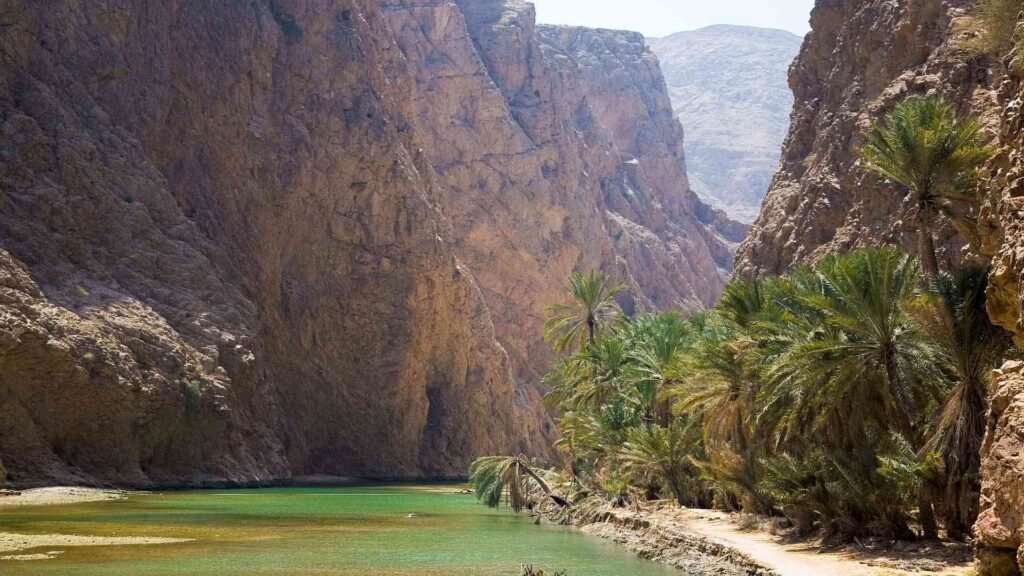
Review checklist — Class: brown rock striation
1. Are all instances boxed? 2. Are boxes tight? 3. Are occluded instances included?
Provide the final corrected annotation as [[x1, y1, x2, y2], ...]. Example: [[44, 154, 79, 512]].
[[735, 0, 999, 278], [380, 0, 737, 404], [0, 0, 731, 485]]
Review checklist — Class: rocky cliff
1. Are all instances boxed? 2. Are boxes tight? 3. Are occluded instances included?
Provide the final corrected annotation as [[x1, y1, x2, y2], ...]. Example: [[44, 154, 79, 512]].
[[729, 0, 1023, 572], [735, 0, 999, 277], [975, 19, 1024, 574], [0, 0, 732, 486], [650, 26, 802, 223]]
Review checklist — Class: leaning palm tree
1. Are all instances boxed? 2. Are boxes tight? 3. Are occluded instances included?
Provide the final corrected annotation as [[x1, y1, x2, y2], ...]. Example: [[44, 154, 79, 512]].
[[759, 248, 948, 538], [469, 456, 568, 513], [913, 266, 1014, 538], [544, 270, 626, 353], [860, 96, 993, 281]]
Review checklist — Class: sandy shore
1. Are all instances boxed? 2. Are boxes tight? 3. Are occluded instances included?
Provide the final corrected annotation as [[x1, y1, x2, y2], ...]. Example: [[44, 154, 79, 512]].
[[0, 487, 191, 562], [0, 486, 128, 507], [575, 504, 973, 576], [0, 533, 192, 560]]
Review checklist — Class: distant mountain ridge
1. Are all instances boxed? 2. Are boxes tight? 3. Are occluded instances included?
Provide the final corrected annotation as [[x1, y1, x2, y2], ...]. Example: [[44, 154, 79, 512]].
[[650, 25, 802, 223]]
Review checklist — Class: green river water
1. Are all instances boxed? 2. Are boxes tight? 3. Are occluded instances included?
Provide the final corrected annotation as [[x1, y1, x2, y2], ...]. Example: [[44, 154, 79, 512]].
[[0, 485, 683, 575]]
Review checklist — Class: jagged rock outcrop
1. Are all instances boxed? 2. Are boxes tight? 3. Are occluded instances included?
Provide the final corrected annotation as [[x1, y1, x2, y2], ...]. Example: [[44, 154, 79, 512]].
[[735, 0, 999, 278], [0, 0, 731, 485], [650, 25, 802, 223], [975, 22, 1024, 575]]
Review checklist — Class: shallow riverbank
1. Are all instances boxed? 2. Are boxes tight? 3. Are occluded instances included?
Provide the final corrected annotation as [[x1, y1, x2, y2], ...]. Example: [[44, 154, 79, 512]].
[[0, 487, 128, 507]]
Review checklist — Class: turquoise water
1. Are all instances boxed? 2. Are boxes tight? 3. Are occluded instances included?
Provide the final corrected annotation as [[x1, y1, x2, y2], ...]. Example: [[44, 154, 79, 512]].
[[0, 485, 682, 575]]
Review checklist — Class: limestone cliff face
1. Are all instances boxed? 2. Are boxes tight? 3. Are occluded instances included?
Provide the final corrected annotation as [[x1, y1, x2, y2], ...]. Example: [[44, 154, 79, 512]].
[[735, 0, 998, 278], [380, 1, 737, 400], [0, 0, 729, 485]]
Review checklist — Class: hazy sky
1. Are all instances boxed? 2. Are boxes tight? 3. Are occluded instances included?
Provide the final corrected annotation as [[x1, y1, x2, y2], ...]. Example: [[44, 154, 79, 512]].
[[529, 0, 815, 37]]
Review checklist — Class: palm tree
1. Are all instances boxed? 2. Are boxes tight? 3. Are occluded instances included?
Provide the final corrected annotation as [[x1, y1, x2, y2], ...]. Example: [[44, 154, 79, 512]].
[[544, 270, 626, 353], [623, 313, 690, 425], [469, 455, 568, 512], [619, 423, 700, 506], [913, 266, 1014, 539], [860, 96, 992, 281], [759, 248, 947, 538]]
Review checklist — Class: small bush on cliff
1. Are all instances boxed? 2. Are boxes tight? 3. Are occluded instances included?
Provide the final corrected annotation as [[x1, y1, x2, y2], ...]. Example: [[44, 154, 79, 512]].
[[964, 0, 1024, 59]]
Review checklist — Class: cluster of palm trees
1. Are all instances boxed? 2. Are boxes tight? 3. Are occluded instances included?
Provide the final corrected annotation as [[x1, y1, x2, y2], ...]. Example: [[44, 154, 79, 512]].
[[469, 96, 1013, 542]]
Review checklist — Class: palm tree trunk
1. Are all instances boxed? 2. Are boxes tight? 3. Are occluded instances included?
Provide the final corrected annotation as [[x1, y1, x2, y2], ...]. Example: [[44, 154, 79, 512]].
[[917, 205, 941, 283], [587, 316, 595, 344], [519, 460, 568, 508], [883, 345, 938, 539], [918, 489, 939, 540]]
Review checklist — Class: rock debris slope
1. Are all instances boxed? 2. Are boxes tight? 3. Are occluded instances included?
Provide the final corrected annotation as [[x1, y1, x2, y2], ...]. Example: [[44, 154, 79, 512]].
[[650, 25, 802, 223], [0, 0, 735, 485]]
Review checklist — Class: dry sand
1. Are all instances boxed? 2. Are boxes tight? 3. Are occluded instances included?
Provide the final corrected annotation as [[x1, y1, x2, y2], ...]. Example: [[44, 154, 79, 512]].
[[670, 508, 972, 576], [0, 487, 190, 561], [0, 486, 128, 507]]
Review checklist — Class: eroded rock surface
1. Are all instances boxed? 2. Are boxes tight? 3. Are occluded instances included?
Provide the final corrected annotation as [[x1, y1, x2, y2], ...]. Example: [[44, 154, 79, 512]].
[[0, 0, 731, 485], [976, 21, 1024, 574], [650, 25, 802, 223], [735, 0, 998, 278]]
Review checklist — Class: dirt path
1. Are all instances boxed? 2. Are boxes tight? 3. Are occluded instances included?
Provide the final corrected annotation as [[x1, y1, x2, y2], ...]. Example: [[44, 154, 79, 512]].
[[674, 509, 972, 576], [0, 487, 128, 507]]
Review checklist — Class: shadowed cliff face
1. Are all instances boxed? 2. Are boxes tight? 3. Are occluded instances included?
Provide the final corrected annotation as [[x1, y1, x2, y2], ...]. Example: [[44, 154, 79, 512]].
[[0, 0, 731, 485], [735, 0, 998, 278], [0, 0, 525, 485]]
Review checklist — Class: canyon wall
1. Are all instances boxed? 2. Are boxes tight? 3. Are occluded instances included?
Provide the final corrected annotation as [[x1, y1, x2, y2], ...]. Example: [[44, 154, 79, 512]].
[[975, 19, 1024, 574], [735, 0, 998, 278], [732, 0, 1023, 571], [0, 0, 731, 486]]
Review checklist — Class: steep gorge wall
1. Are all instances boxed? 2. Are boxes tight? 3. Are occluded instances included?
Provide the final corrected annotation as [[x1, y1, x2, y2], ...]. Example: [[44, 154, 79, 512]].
[[380, 0, 737, 394], [0, 0, 730, 485], [736, 0, 998, 277], [0, 0, 529, 485], [975, 20, 1024, 574]]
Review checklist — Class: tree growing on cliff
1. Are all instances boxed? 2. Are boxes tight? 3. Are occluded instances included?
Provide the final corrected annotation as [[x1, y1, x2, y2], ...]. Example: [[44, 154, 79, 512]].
[[912, 266, 1014, 538], [544, 270, 625, 353], [860, 96, 993, 281]]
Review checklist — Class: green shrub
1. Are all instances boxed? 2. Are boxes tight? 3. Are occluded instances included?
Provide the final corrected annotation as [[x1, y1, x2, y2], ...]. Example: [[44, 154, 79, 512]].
[[964, 0, 1024, 58]]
